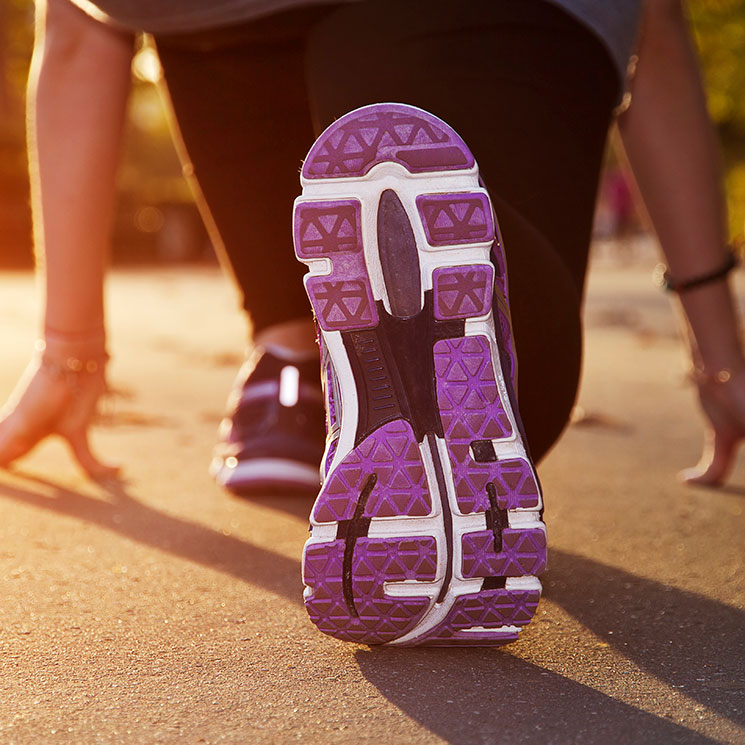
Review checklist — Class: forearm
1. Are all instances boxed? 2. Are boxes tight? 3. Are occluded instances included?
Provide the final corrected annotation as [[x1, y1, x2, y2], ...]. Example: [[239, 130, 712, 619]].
[[27, 0, 134, 346], [618, 0, 741, 373]]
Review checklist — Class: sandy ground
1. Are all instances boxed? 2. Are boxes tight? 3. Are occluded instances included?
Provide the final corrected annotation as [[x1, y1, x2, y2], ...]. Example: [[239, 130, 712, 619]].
[[0, 246, 743, 745]]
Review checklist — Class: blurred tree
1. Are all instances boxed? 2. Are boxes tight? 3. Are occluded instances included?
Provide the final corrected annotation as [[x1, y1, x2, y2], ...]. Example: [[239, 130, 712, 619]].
[[688, 0, 745, 237], [689, 0, 745, 137], [0, 0, 33, 265], [0, 0, 33, 137]]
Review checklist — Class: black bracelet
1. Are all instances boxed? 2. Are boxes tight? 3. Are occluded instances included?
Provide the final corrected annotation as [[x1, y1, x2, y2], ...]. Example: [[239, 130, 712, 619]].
[[661, 251, 738, 293]]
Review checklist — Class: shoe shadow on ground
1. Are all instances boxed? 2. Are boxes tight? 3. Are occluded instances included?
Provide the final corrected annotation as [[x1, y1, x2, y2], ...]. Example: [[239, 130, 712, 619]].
[[355, 649, 722, 745], [546, 549, 745, 727], [357, 549, 744, 745], [0, 472, 304, 606], [2, 475, 741, 743]]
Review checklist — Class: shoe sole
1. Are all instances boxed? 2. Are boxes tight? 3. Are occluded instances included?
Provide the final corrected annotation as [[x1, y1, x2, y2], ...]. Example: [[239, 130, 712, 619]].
[[293, 103, 545, 646]]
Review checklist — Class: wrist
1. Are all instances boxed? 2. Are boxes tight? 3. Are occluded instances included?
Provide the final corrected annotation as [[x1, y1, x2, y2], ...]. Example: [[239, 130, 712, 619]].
[[37, 326, 108, 376], [655, 249, 738, 294]]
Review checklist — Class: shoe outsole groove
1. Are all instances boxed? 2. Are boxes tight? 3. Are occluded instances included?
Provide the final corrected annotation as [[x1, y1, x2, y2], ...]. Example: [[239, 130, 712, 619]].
[[295, 103, 545, 646]]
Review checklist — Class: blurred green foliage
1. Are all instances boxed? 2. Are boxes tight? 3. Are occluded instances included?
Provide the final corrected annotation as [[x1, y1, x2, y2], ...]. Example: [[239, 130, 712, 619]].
[[690, 0, 745, 136], [689, 0, 745, 237]]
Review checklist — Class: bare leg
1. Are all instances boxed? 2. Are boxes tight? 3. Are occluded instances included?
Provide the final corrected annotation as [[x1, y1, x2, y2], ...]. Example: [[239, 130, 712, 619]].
[[0, 0, 133, 477]]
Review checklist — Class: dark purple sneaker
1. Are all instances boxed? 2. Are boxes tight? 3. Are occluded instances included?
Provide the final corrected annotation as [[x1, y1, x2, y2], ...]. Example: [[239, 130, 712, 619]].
[[293, 103, 545, 646], [211, 347, 325, 495]]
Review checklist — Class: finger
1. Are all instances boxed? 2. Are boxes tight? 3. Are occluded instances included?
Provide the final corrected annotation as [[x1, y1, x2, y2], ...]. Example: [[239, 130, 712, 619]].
[[680, 426, 740, 487], [0, 365, 70, 468], [64, 427, 120, 480], [0, 412, 42, 467]]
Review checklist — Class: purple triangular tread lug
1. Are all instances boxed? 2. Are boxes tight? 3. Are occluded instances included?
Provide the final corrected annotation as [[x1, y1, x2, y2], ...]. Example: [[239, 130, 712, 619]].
[[461, 528, 547, 578], [304, 537, 436, 644], [312, 420, 431, 523], [417, 193, 494, 247], [432, 264, 494, 320], [434, 335, 512, 446], [302, 105, 475, 179], [295, 199, 378, 332], [432, 335, 542, 515], [452, 457, 540, 515], [397, 588, 541, 646]]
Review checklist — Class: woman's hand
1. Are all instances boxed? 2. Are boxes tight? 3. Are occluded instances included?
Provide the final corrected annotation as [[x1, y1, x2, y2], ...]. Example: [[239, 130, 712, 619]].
[[680, 368, 745, 487], [0, 358, 119, 479]]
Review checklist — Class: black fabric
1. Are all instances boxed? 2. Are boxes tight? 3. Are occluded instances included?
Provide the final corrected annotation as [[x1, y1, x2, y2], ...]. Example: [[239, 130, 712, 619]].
[[155, 0, 618, 460], [156, 6, 336, 333]]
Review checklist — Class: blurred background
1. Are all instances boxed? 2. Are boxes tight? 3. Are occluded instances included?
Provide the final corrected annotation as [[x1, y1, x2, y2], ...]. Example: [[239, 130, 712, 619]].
[[0, 0, 744, 267], [0, 0, 210, 267]]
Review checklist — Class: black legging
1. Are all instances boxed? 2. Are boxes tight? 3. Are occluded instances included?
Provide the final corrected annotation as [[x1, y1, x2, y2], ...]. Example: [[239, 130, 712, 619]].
[[155, 0, 619, 461]]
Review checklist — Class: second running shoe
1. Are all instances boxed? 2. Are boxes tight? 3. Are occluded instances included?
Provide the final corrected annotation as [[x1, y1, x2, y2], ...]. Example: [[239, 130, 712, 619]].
[[293, 103, 545, 646], [210, 347, 325, 495]]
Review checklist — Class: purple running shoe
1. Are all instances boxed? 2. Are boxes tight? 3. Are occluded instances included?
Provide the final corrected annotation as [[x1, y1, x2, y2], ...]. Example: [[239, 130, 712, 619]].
[[211, 347, 325, 495], [293, 103, 545, 646]]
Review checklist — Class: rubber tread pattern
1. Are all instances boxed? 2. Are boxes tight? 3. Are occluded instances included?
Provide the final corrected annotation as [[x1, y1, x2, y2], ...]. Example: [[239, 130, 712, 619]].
[[433, 264, 494, 320], [312, 420, 432, 523], [302, 105, 475, 180], [401, 588, 541, 646], [295, 199, 377, 331], [433, 335, 512, 442], [303, 536, 436, 644], [450, 456, 541, 515], [461, 528, 547, 578], [417, 192, 494, 247]]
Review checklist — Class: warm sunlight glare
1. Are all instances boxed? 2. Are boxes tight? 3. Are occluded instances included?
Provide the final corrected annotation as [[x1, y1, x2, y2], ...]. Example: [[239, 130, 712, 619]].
[[132, 45, 162, 85]]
